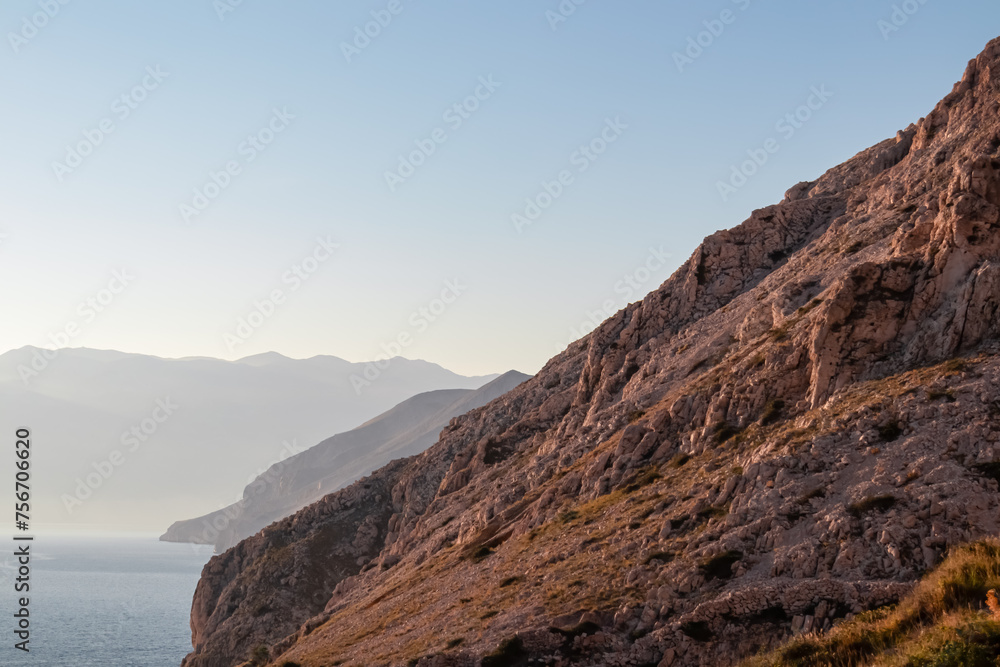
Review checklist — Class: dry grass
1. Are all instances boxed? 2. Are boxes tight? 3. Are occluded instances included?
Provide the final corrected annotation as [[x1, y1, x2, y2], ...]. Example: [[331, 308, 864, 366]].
[[741, 540, 1000, 667]]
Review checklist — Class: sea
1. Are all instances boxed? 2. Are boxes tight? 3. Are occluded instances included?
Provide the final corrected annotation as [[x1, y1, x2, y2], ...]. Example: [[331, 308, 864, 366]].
[[0, 533, 215, 666]]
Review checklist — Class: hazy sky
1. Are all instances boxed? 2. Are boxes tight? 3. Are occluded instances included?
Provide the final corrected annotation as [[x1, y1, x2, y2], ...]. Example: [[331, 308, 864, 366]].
[[1, 1, 996, 376]]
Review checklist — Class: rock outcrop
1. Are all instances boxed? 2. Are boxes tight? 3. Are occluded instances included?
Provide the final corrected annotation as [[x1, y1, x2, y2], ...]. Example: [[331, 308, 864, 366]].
[[183, 37, 1000, 667]]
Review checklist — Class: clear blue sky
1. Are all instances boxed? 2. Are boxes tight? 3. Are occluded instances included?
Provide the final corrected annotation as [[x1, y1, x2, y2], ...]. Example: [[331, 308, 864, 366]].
[[1, 0, 996, 376]]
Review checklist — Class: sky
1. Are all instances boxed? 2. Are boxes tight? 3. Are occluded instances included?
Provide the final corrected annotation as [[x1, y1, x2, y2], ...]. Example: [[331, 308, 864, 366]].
[[0, 0, 997, 376]]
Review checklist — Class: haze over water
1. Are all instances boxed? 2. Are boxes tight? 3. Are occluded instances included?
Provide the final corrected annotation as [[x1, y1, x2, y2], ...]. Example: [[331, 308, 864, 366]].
[[4, 534, 213, 667]]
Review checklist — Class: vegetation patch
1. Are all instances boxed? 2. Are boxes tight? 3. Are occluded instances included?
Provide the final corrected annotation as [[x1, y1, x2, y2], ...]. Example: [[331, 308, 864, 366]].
[[481, 636, 527, 667], [669, 453, 691, 469], [769, 324, 792, 341], [623, 466, 662, 493], [739, 540, 1000, 667], [798, 487, 826, 503], [877, 420, 905, 442], [696, 505, 729, 521], [761, 399, 786, 426], [797, 298, 824, 315], [469, 546, 495, 563], [681, 621, 714, 642], [713, 421, 743, 444], [644, 551, 674, 565], [557, 510, 580, 524], [551, 620, 602, 639], [848, 495, 897, 518], [942, 358, 969, 375], [627, 410, 647, 423], [249, 645, 269, 667], [843, 240, 869, 255], [972, 462, 1000, 484], [687, 358, 711, 376], [927, 388, 957, 402], [699, 550, 743, 581], [747, 606, 789, 625]]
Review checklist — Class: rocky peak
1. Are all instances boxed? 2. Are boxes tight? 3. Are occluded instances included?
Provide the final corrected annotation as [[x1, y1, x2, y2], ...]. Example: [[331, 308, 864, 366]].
[[182, 37, 1000, 667]]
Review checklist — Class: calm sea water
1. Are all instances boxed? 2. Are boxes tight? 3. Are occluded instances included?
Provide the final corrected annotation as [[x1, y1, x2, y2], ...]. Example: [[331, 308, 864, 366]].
[[0, 534, 214, 666]]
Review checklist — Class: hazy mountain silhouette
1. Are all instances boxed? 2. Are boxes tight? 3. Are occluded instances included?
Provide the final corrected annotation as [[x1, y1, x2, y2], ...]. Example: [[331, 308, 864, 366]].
[[0, 346, 498, 530], [161, 370, 531, 550]]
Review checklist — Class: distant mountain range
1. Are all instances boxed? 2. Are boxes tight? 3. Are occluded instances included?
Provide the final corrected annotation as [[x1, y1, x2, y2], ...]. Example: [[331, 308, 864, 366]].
[[0, 346, 499, 530], [161, 370, 531, 550]]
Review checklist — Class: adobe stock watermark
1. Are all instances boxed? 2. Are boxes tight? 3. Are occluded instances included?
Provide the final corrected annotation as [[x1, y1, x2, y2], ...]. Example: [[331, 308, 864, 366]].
[[384, 75, 502, 192], [191, 438, 304, 547], [341, 0, 413, 64], [673, 0, 752, 73], [99, 596, 141, 646], [18, 269, 136, 385], [51, 66, 169, 182], [555, 246, 672, 352], [511, 116, 627, 234], [716, 85, 833, 202], [179, 107, 295, 223], [60, 397, 180, 514], [350, 279, 467, 395], [546, 0, 589, 31], [7, 0, 72, 55], [213, 0, 249, 21], [877, 0, 930, 40], [224, 236, 339, 352]]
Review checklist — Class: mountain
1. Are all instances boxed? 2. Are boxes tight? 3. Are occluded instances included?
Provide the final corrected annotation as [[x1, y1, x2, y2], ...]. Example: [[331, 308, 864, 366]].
[[0, 347, 498, 530], [181, 38, 1000, 667], [160, 371, 531, 550]]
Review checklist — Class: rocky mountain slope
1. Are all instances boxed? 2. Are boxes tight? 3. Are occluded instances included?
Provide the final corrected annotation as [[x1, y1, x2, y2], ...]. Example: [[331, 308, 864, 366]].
[[182, 37, 1000, 667], [161, 371, 530, 551]]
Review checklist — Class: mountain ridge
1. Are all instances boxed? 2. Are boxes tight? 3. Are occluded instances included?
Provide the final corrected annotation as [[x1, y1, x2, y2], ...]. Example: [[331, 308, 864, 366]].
[[182, 36, 1000, 667], [161, 370, 531, 550], [0, 346, 500, 530]]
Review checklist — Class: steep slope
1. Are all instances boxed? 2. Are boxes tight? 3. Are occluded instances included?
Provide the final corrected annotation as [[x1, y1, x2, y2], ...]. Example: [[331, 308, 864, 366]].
[[182, 37, 1000, 667], [161, 371, 530, 550]]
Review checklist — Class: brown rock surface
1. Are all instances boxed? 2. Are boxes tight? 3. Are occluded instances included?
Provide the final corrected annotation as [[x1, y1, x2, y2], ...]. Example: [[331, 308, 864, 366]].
[[183, 37, 1000, 667]]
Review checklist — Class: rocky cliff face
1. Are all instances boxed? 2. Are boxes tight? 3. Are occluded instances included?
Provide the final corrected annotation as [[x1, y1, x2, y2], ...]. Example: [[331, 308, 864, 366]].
[[183, 37, 1000, 667]]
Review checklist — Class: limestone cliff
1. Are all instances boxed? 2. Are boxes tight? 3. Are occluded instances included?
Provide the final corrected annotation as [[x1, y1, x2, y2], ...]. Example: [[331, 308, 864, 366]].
[[183, 37, 1000, 667]]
